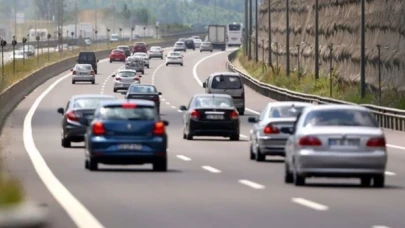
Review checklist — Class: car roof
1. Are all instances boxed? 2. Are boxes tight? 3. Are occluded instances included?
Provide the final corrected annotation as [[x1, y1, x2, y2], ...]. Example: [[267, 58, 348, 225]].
[[118, 69, 137, 72], [267, 101, 313, 108], [72, 94, 115, 100], [117, 45, 129, 48], [192, 93, 233, 99], [304, 104, 370, 112], [100, 99, 155, 107], [210, 72, 240, 77], [175, 41, 185, 44], [129, 83, 155, 87], [134, 52, 147, 54], [79, 51, 95, 54]]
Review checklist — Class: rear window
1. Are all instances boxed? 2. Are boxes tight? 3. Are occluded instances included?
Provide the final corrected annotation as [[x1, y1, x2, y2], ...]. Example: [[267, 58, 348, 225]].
[[175, 42, 184, 45], [150, 47, 161, 51], [228, 24, 241, 31], [117, 71, 136, 77], [78, 53, 95, 61], [73, 98, 113, 109], [100, 106, 156, 120], [169, 52, 181, 56], [75, 65, 92, 71], [118, 47, 129, 50], [303, 109, 378, 127], [195, 97, 234, 108], [134, 53, 147, 57], [211, 75, 242, 89], [269, 106, 305, 118], [129, 85, 157, 93], [113, 50, 124, 54]]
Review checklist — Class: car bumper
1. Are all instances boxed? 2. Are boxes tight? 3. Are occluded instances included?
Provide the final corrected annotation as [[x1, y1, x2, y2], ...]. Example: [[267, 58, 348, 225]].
[[189, 119, 239, 136], [294, 150, 387, 177], [166, 59, 183, 64], [114, 82, 132, 89], [72, 75, 95, 81], [110, 57, 125, 61], [64, 125, 87, 141], [149, 54, 163, 58], [257, 136, 288, 156], [174, 48, 186, 51], [200, 48, 213, 51]]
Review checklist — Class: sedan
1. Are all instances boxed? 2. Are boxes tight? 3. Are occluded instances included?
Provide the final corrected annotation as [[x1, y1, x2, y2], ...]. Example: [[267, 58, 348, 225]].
[[57, 94, 116, 148], [248, 102, 313, 161], [193, 39, 202, 48], [165, 51, 183, 66], [71, 64, 95, 84], [148, 46, 164, 59], [117, 45, 131, 57], [284, 104, 387, 187], [125, 84, 162, 114], [180, 94, 240, 141], [200, 42, 213, 52], [109, 49, 126, 63], [173, 42, 186, 52], [112, 69, 142, 92], [133, 52, 150, 68], [84, 99, 169, 171]]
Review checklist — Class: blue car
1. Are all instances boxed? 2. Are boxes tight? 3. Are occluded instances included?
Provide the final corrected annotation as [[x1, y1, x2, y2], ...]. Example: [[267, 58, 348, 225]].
[[84, 99, 169, 171]]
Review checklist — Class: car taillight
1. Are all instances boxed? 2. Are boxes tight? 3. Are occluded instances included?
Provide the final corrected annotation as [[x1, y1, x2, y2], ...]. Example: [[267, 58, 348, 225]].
[[115, 77, 121, 81], [191, 110, 199, 120], [263, 124, 279, 134], [66, 110, 79, 121], [153, 122, 165, 135], [122, 103, 137, 109], [92, 122, 105, 135], [152, 96, 159, 101], [299, 136, 322, 146], [366, 137, 386, 147], [230, 110, 238, 120], [134, 76, 140, 80], [90, 71, 95, 75], [72, 70, 76, 75]]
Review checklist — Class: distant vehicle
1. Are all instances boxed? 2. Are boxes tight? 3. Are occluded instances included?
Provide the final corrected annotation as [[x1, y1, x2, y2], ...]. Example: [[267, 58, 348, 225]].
[[227, 22, 243, 47], [84, 38, 92, 46], [125, 57, 145, 74], [208, 24, 226, 51], [133, 52, 150, 68], [71, 64, 95, 84], [200, 42, 213, 52], [148, 46, 164, 59], [184, 39, 195, 50], [248, 102, 313, 161], [84, 99, 169, 171], [191, 36, 200, 40], [193, 39, 202, 48], [117, 45, 131, 57], [110, 34, 119, 42], [112, 69, 142, 92], [165, 51, 183, 66], [173, 42, 186, 52], [179, 94, 240, 141], [10, 50, 27, 60], [125, 84, 162, 114], [109, 49, 126, 63], [77, 51, 99, 74], [57, 94, 116, 148], [284, 104, 387, 187], [21, 45, 35, 56], [132, 42, 147, 53]]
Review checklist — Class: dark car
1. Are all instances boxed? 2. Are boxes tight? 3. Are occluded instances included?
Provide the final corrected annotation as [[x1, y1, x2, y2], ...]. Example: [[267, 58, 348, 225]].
[[84, 99, 169, 171], [132, 42, 147, 53], [179, 94, 240, 141], [57, 94, 116, 148], [117, 45, 131, 57], [184, 39, 195, 50], [125, 84, 162, 114], [77, 51, 99, 74]]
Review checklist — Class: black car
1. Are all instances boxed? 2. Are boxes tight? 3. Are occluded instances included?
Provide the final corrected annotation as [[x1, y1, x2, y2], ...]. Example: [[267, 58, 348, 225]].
[[117, 45, 131, 57], [184, 39, 195, 50], [57, 94, 116, 147], [179, 94, 240, 141], [125, 84, 162, 114], [77, 51, 99, 74]]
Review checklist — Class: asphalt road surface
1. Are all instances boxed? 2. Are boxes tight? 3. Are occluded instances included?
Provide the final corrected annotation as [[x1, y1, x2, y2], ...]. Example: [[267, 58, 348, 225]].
[[1, 46, 405, 228]]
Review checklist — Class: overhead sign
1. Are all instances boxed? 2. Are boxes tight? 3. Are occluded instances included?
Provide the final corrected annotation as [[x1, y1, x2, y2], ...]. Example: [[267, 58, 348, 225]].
[[16, 12, 25, 24]]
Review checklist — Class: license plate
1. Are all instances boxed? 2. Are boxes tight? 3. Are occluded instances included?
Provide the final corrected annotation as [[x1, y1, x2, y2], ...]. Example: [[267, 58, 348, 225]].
[[206, 115, 224, 120], [115, 58, 120, 60], [123, 84, 130, 87], [118, 144, 142, 150], [329, 139, 360, 147], [79, 72, 87, 75]]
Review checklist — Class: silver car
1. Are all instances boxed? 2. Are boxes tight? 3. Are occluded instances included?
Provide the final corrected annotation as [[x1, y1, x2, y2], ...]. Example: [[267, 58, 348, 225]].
[[165, 51, 183, 66], [148, 46, 163, 59], [112, 69, 142, 92], [173, 42, 186, 52], [193, 39, 202, 48], [284, 104, 387, 187], [133, 52, 150, 68], [200, 42, 213, 52], [71, 64, 95, 84], [248, 102, 313, 161]]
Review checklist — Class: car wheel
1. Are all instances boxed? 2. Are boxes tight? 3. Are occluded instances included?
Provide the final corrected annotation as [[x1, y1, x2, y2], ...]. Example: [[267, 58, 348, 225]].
[[230, 134, 239, 141], [210, 50, 213, 52], [255, 148, 265, 162], [146, 65, 149, 68], [113, 88, 117, 93], [94, 70, 97, 74], [161, 57, 163, 59], [238, 109, 245, 115], [166, 63, 168, 66], [180, 63, 183, 66], [72, 80, 75, 84], [183, 132, 186, 139], [88, 158, 98, 171], [200, 50, 202, 52], [284, 163, 294, 184], [61, 138, 71, 148], [360, 177, 372, 187], [294, 172, 305, 186], [153, 158, 167, 171], [91, 80, 95, 84], [141, 71, 144, 74], [84, 160, 89, 169], [373, 174, 385, 188], [249, 144, 255, 160], [109, 60, 112, 63]]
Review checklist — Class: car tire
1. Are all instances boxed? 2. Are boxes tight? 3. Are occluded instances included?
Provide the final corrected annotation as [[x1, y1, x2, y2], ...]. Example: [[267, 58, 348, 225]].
[[373, 174, 385, 188], [109, 60, 112, 63], [238, 109, 245, 115], [249, 144, 255, 160], [84, 160, 89, 169], [61, 138, 71, 148], [255, 148, 265, 162], [95, 70, 97, 74], [146, 65, 149, 68], [284, 163, 294, 184], [180, 63, 183, 66], [161, 57, 163, 59], [166, 63, 168, 66], [153, 158, 167, 172], [113, 88, 117, 93], [91, 80, 95, 84], [183, 132, 186, 139], [72, 80, 75, 84], [210, 50, 213, 52], [200, 50, 202, 52], [230, 134, 239, 141], [294, 172, 305, 186], [88, 158, 98, 171], [360, 177, 371, 187], [186, 129, 193, 140], [141, 71, 144, 74]]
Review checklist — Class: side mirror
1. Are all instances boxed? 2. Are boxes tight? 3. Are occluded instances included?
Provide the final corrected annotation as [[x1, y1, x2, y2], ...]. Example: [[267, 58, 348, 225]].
[[248, 117, 258, 123], [111, 74, 116, 77], [202, 82, 207, 88], [137, 75, 142, 78], [158, 92, 162, 95], [57, 107, 64, 115], [179, 105, 187, 111], [163, 120, 169, 126]]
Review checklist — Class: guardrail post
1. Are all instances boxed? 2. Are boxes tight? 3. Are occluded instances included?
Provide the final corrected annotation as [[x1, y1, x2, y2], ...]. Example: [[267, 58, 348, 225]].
[[12, 36, 17, 75], [0, 39, 6, 84], [36, 36, 40, 65]]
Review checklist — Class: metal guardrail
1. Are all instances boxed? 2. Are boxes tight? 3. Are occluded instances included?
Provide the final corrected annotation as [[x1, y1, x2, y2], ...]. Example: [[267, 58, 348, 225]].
[[226, 50, 405, 132]]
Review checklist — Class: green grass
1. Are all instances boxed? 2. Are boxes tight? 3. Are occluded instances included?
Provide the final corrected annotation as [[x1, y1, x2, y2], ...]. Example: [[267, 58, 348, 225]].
[[237, 49, 405, 109], [0, 146, 24, 207]]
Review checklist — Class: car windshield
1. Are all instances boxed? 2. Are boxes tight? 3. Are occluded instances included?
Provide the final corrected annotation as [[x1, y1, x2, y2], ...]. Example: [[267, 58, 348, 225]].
[[303, 109, 378, 127], [117, 71, 136, 77], [75, 65, 92, 71], [100, 106, 156, 120], [118, 47, 129, 50], [202, 43, 211, 46], [129, 85, 156, 93], [211, 75, 242, 89], [74, 98, 113, 109], [175, 43, 184, 46], [111, 34, 119, 38], [228, 24, 242, 31], [112, 50, 124, 54], [194, 39, 202, 43], [269, 106, 305, 118], [169, 52, 181, 56], [78, 53, 95, 61], [195, 97, 234, 108]]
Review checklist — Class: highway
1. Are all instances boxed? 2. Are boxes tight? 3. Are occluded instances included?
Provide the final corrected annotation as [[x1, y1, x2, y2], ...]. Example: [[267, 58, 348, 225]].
[[1, 46, 405, 228]]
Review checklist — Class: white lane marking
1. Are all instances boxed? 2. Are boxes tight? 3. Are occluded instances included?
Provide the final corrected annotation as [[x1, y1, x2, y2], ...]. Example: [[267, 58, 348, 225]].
[[387, 144, 405, 150], [239, 134, 248, 138], [202, 166, 221, 173], [170, 105, 176, 109], [161, 98, 166, 101], [23, 60, 109, 228], [385, 171, 396, 176], [238, 180, 265, 189], [165, 101, 170, 105], [177, 110, 182, 112], [372, 226, 390, 228], [291, 198, 329, 211], [176, 155, 191, 161]]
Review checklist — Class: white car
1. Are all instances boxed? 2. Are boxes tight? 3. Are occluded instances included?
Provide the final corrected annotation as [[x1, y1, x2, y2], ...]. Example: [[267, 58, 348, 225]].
[[166, 51, 183, 66], [173, 42, 186, 52], [71, 64, 95, 84], [193, 39, 202, 48], [110, 34, 119, 42], [148, 46, 163, 59], [133, 52, 150, 68], [9, 50, 28, 60], [112, 69, 142, 92]]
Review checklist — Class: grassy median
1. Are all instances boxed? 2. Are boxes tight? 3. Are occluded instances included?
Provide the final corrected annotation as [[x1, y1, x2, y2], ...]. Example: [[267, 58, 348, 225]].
[[0, 146, 24, 207], [236, 49, 405, 109]]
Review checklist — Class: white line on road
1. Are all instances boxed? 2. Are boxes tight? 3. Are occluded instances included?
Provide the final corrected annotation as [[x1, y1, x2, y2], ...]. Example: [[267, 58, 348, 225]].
[[387, 144, 405, 150], [385, 171, 396, 176], [202, 166, 221, 173], [23, 60, 109, 227], [291, 198, 329, 211], [238, 180, 265, 189], [176, 155, 192, 161], [239, 134, 248, 138], [161, 98, 166, 101], [177, 110, 182, 112], [170, 105, 176, 109], [372, 226, 390, 228], [165, 102, 171, 105]]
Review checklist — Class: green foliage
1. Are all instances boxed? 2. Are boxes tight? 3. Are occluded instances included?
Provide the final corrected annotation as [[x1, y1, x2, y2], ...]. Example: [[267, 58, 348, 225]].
[[0, 175, 24, 206]]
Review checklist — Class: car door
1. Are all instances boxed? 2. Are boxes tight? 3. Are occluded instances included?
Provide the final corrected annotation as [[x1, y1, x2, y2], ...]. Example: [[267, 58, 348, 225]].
[[251, 106, 268, 153], [184, 98, 194, 131]]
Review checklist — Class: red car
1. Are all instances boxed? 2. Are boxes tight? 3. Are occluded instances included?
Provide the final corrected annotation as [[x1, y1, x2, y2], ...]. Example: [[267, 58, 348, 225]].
[[109, 49, 126, 63], [133, 42, 147, 53]]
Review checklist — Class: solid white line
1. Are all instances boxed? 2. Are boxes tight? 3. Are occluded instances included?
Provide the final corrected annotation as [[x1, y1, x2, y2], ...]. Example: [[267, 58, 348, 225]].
[[372, 226, 390, 228], [165, 102, 170, 105], [385, 171, 396, 176], [238, 180, 265, 189], [176, 155, 191, 161], [23, 60, 109, 227], [239, 134, 248, 138], [202, 166, 221, 173], [161, 98, 166, 101], [291, 198, 329, 211], [177, 110, 182, 112], [387, 144, 405, 150], [170, 105, 176, 109]]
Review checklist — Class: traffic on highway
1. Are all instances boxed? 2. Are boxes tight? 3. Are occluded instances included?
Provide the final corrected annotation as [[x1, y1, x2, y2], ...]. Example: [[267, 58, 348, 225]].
[[2, 33, 403, 228]]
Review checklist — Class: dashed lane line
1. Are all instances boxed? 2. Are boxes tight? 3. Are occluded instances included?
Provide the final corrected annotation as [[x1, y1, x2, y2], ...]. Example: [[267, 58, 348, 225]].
[[176, 155, 192, 161], [202, 166, 221, 173], [238, 180, 265, 189], [385, 171, 396, 176], [291, 198, 329, 211], [372, 226, 391, 228], [170, 105, 176, 109]]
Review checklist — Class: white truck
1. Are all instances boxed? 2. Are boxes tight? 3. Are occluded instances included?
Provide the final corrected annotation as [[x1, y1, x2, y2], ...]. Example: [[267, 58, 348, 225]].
[[208, 25, 226, 51]]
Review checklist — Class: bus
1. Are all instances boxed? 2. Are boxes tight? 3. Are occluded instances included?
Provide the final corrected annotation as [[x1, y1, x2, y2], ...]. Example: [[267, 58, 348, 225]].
[[226, 23, 243, 47]]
